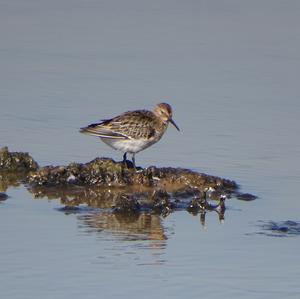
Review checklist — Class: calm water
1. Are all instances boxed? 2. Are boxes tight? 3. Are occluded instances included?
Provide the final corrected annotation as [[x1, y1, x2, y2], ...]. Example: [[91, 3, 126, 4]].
[[1, 0, 300, 298]]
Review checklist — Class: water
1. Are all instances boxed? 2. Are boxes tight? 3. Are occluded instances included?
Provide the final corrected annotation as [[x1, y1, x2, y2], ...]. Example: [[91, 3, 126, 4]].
[[1, 0, 300, 298]]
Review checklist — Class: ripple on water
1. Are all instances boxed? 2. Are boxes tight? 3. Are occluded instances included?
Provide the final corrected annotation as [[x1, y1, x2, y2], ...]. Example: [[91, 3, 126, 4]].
[[255, 220, 300, 237]]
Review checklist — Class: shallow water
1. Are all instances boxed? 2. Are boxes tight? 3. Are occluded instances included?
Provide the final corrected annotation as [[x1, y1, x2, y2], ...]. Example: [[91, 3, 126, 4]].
[[1, 0, 300, 298]]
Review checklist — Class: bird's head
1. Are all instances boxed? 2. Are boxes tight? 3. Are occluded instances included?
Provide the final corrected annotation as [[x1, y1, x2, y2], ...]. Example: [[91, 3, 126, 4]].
[[154, 103, 180, 131]]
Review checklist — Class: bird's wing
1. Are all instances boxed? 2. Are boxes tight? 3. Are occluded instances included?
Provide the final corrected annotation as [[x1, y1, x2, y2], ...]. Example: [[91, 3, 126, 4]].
[[80, 110, 158, 139], [80, 121, 128, 139], [107, 111, 157, 139]]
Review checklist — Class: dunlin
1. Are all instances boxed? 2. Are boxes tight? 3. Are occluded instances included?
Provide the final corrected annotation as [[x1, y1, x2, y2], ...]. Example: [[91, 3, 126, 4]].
[[80, 103, 180, 168]]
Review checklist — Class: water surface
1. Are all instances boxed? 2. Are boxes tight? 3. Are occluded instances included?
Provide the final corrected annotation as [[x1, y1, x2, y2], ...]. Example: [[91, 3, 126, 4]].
[[1, 0, 300, 298]]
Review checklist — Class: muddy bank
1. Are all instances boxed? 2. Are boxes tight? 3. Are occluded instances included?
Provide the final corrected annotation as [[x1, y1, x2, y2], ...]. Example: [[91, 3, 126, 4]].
[[0, 147, 256, 216]]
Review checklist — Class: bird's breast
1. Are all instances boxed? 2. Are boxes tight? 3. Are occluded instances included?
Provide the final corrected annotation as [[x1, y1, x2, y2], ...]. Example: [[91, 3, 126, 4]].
[[101, 137, 159, 153]]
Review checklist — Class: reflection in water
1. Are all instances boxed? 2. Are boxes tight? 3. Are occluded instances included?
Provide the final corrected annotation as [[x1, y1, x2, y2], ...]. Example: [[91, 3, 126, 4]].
[[187, 194, 226, 227], [199, 209, 225, 227], [78, 212, 166, 241], [0, 171, 24, 192], [29, 185, 165, 209], [32, 184, 228, 230], [1, 169, 232, 243], [30, 184, 169, 245], [63, 209, 168, 265]]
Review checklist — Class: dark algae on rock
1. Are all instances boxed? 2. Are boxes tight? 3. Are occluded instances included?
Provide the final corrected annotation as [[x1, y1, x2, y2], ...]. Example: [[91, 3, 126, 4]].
[[0, 192, 8, 202], [0, 147, 39, 192], [0, 147, 38, 172], [0, 147, 256, 220], [27, 157, 238, 190]]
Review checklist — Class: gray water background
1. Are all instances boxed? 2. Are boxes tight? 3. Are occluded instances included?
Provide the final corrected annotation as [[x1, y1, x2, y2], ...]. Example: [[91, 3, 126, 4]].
[[0, 0, 300, 298]]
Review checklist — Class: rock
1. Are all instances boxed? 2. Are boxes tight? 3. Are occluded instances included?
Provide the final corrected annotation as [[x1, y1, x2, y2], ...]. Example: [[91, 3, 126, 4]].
[[27, 158, 131, 187], [236, 193, 257, 201], [0, 192, 8, 201], [0, 147, 256, 217], [0, 147, 39, 172], [27, 157, 238, 192]]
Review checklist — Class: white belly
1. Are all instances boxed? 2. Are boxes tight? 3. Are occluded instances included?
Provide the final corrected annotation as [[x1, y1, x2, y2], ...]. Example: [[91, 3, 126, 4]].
[[101, 137, 158, 154]]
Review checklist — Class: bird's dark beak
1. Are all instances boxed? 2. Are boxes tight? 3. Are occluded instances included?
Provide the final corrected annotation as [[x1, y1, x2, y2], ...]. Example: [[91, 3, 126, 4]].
[[170, 118, 180, 131]]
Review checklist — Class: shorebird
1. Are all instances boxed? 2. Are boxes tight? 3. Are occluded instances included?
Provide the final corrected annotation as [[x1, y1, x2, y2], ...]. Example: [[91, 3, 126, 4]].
[[80, 103, 180, 168]]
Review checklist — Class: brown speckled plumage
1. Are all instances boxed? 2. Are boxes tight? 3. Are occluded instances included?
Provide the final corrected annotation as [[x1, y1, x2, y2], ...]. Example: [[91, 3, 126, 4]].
[[96, 110, 164, 139], [80, 103, 179, 168]]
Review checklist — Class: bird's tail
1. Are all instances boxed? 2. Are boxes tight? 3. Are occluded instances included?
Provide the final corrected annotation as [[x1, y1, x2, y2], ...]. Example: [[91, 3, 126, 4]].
[[79, 123, 103, 137]]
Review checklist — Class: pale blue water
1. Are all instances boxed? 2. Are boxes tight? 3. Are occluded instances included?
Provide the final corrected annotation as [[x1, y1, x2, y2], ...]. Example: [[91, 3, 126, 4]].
[[1, 0, 300, 298]]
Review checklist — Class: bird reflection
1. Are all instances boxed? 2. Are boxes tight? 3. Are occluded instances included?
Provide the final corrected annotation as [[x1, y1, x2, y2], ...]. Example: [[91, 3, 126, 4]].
[[78, 212, 167, 242], [28, 185, 167, 243]]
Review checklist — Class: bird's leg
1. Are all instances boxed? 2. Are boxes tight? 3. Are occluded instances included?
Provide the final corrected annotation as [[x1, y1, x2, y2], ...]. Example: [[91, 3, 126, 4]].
[[132, 153, 136, 169], [123, 152, 127, 164]]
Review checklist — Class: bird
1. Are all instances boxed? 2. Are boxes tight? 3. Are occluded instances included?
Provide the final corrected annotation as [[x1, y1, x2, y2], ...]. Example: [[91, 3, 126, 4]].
[[80, 103, 180, 168]]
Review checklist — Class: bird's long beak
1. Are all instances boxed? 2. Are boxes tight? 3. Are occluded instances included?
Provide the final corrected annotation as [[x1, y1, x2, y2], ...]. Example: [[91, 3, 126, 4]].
[[170, 118, 180, 131]]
